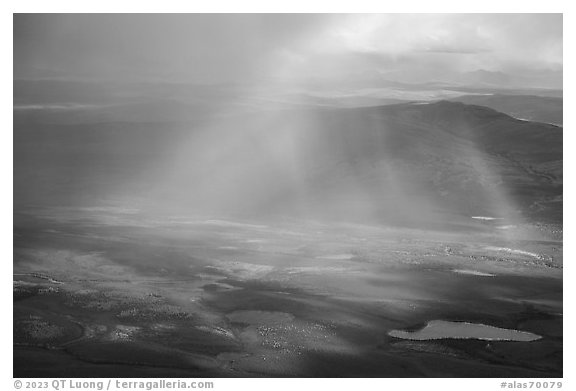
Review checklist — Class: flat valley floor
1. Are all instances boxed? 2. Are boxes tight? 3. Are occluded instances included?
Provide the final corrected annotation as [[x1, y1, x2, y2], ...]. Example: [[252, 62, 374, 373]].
[[13, 207, 562, 377]]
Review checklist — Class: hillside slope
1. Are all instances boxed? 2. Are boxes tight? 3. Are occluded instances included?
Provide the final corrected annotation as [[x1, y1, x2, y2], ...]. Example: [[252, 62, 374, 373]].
[[449, 94, 562, 126], [14, 101, 562, 227]]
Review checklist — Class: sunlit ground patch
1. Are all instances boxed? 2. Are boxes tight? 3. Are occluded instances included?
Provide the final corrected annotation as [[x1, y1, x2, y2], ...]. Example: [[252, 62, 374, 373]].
[[452, 269, 495, 277], [496, 225, 517, 230], [316, 254, 355, 260], [108, 325, 141, 342], [484, 246, 542, 259]]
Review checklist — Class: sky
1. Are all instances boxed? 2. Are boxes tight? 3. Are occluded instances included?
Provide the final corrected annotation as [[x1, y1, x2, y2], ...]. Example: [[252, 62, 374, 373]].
[[14, 13, 563, 86]]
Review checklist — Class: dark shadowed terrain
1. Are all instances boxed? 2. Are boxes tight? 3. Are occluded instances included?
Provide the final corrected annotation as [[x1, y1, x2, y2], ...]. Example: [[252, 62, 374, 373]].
[[450, 94, 563, 126]]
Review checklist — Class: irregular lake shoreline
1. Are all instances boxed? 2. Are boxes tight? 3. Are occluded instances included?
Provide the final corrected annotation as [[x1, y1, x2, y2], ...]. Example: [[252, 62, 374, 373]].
[[388, 320, 542, 342]]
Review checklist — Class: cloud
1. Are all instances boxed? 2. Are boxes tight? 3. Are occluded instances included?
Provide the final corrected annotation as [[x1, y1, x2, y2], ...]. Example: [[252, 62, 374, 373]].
[[414, 45, 491, 54], [14, 14, 334, 82], [14, 14, 562, 86]]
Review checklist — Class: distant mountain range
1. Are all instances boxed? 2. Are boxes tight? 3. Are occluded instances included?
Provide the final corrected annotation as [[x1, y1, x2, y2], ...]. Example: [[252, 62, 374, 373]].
[[453, 69, 562, 90], [305, 68, 562, 91]]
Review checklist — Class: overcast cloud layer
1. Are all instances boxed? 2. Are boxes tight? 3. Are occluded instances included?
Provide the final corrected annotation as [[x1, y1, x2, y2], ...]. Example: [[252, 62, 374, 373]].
[[14, 14, 562, 87]]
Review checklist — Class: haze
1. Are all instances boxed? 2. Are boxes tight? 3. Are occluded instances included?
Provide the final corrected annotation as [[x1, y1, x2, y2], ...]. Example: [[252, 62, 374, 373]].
[[13, 14, 563, 378]]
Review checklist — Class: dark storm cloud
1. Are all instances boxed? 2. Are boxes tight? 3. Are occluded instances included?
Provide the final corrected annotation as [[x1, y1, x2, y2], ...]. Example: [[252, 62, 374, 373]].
[[14, 14, 562, 85], [13, 13, 336, 82], [414, 45, 491, 54]]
